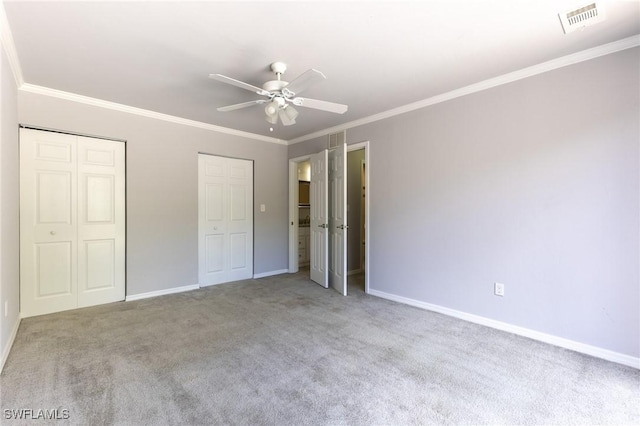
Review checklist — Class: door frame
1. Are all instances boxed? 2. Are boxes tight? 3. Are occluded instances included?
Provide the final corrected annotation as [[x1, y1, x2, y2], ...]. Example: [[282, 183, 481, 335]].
[[288, 140, 370, 294]]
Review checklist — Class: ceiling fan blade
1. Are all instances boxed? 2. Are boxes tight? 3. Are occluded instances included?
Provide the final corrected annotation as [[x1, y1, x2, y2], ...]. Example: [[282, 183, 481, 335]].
[[209, 74, 270, 96], [217, 100, 267, 112], [291, 97, 348, 114], [282, 69, 326, 97]]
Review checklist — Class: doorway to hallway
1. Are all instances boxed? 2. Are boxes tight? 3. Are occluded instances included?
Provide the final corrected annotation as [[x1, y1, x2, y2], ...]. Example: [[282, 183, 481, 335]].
[[288, 141, 370, 295]]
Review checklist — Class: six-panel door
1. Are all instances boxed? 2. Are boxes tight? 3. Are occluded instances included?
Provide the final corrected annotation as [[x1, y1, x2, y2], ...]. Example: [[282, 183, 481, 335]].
[[198, 154, 253, 286], [328, 144, 347, 295], [310, 150, 328, 288], [76, 136, 126, 308], [20, 129, 125, 317]]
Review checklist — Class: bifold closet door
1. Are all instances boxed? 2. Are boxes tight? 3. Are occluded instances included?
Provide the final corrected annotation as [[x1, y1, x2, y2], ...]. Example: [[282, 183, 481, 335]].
[[310, 149, 328, 288], [20, 128, 125, 317], [198, 154, 253, 286], [76, 136, 125, 308]]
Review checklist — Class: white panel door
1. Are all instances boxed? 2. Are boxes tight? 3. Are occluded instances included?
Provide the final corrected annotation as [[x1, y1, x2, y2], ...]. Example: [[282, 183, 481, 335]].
[[226, 159, 253, 282], [199, 155, 226, 285], [198, 154, 253, 286], [20, 130, 78, 316], [310, 150, 328, 288], [328, 144, 347, 295], [77, 136, 126, 307], [20, 128, 126, 317]]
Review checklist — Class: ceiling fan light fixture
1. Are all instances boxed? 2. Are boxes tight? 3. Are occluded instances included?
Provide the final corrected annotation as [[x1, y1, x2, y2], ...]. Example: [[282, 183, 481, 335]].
[[264, 102, 278, 117], [283, 104, 298, 120], [265, 97, 285, 116], [279, 105, 298, 126], [265, 113, 278, 125]]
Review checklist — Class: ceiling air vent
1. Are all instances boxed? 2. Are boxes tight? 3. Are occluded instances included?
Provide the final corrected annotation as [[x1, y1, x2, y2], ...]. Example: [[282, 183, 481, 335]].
[[328, 131, 345, 149], [559, 3, 605, 34]]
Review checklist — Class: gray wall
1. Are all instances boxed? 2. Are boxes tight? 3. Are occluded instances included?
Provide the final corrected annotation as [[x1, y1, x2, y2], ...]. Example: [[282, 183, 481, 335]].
[[19, 92, 289, 297], [347, 149, 364, 272], [289, 47, 640, 357], [1, 43, 20, 365]]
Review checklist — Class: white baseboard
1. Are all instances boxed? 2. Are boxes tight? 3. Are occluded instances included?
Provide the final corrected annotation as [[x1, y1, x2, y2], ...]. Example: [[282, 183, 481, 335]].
[[1, 315, 21, 373], [125, 284, 200, 302], [369, 289, 640, 369], [347, 269, 363, 276], [253, 269, 288, 279]]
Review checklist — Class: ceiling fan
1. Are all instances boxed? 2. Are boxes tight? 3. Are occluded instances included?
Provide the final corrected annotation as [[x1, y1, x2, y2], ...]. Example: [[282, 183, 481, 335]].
[[209, 62, 348, 126]]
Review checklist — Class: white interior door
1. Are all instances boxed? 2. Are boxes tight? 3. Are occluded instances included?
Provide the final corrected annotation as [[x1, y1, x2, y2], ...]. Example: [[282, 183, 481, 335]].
[[310, 150, 328, 288], [226, 158, 253, 282], [77, 136, 126, 307], [20, 128, 126, 317], [328, 144, 347, 295], [20, 130, 78, 316], [198, 154, 253, 286]]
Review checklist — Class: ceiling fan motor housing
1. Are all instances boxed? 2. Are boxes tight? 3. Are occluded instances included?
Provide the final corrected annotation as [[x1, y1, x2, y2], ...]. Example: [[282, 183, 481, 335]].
[[262, 80, 288, 93]]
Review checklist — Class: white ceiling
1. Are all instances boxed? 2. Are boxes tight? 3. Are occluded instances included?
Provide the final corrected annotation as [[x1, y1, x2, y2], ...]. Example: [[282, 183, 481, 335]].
[[3, 1, 639, 142]]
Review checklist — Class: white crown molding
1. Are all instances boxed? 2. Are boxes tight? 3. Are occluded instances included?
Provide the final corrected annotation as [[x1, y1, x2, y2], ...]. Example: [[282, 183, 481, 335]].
[[288, 34, 640, 145], [0, 2, 25, 87], [5, 7, 637, 148], [19, 84, 287, 145]]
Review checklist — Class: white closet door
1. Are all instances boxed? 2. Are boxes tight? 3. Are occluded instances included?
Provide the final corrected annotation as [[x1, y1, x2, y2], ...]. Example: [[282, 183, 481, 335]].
[[77, 136, 126, 307], [20, 130, 78, 316], [310, 149, 328, 288], [199, 155, 227, 285], [20, 129, 126, 317], [198, 154, 253, 286], [226, 158, 253, 282], [328, 144, 347, 295]]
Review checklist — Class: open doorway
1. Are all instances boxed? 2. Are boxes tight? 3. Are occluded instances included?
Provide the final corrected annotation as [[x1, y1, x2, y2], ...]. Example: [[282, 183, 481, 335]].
[[288, 141, 370, 295], [297, 159, 311, 270]]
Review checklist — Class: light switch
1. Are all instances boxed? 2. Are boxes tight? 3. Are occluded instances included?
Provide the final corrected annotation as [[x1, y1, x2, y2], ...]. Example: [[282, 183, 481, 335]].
[[260, 204, 266, 212]]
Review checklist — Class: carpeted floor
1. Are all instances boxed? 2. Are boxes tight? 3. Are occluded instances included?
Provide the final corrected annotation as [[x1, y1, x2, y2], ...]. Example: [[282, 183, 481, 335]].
[[1, 271, 638, 425]]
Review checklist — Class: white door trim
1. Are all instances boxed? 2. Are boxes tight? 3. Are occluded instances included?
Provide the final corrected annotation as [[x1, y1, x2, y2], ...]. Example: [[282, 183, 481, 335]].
[[288, 142, 370, 294]]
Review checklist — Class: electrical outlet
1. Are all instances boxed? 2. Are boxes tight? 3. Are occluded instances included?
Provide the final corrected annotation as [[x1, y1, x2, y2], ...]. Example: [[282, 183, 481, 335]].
[[494, 282, 505, 297]]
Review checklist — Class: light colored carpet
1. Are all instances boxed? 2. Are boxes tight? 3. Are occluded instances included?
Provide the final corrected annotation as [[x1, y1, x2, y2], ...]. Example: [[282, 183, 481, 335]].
[[1, 271, 638, 425]]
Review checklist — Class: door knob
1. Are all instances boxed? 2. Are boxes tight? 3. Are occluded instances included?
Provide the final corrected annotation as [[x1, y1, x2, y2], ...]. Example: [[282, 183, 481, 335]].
[[50, 231, 56, 235], [337, 225, 349, 230]]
